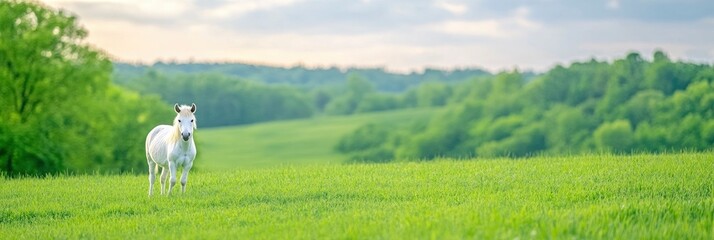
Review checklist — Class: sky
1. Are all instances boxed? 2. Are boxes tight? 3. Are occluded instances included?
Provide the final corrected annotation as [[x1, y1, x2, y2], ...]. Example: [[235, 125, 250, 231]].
[[43, 0, 714, 73]]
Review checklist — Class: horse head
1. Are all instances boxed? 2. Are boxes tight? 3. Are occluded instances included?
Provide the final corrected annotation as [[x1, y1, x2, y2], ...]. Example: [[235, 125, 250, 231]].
[[174, 103, 197, 141]]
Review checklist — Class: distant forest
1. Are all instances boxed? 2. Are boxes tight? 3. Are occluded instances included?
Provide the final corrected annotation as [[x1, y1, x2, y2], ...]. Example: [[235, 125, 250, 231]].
[[113, 62, 503, 127], [114, 51, 714, 163], [114, 62, 494, 92], [336, 52, 714, 162]]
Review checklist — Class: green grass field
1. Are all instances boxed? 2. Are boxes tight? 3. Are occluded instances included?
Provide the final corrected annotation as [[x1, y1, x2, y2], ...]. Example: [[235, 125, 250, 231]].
[[1, 153, 712, 239], [196, 108, 440, 170]]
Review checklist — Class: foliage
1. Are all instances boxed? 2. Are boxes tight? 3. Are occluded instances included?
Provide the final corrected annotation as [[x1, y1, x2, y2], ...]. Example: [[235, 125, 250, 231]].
[[119, 71, 315, 127], [116, 68, 471, 126], [334, 123, 396, 163], [1, 154, 712, 239], [0, 1, 170, 175], [113, 57, 497, 127], [335, 124, 389, 153], [114, 62, 490, 92], [593, 120, 634, 153], [338, 51, 714, 161]]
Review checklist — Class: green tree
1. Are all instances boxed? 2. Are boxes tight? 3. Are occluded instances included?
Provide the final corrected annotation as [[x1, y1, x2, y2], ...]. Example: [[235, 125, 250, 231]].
[[355, 93, 401, 113], [644, 51, 677, 94], [0, 1, 113, 174], [543, 105, 596, 153], [412, 82, 452, 107], [593, 120, 634, 153], [325, 74, 377, 115], [476, 123, 546, 158], [336, 51, 714, 162], [619, 90, 665, 127], [335, 124, 389, 153], [0, 1, 169, 175], [312, 89, 333, 111], [634, 123, 669, 152], [598, 52, 645, 120]]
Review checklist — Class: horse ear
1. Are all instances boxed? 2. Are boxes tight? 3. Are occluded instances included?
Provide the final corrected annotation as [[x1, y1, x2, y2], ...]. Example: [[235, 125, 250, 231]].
[[190, 103, 196, 113], [174, 103, 180, 113]]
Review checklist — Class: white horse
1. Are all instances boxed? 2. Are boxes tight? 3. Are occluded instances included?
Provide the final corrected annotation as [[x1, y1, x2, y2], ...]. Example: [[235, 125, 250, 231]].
[[145, 103, 197, 196]]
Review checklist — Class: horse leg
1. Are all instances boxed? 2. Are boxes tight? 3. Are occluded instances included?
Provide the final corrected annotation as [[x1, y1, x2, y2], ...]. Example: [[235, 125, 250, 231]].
[[160, 167, 168, 195], [180, 162, 193, 193], [167, 161, 178, 195], [147, 160, 156, 197]]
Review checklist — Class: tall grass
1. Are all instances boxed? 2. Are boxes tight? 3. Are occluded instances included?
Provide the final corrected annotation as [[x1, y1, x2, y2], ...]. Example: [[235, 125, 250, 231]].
[[1, 153, 712, 239]]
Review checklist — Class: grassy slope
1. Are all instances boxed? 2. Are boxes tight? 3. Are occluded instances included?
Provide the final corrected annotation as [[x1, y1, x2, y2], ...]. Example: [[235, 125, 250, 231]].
[[1, 153, 712, 239], [196, 108, 440, 170]]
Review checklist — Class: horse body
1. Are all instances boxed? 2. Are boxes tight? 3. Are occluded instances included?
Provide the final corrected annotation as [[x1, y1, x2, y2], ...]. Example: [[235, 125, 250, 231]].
[[146, 104, 197, 196], [146, 125, 195, 166]]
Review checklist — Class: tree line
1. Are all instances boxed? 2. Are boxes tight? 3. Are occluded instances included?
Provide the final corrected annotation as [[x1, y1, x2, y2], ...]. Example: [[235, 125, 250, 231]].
[[337, 52, 714, 162], [114, 62, 491, 92], [113, 69, 475, 127]]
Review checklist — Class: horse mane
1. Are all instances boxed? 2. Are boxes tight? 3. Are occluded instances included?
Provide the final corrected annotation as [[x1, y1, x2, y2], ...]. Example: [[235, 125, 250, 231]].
[[168, 105, 196, 143], [167, 123, 182, 143]]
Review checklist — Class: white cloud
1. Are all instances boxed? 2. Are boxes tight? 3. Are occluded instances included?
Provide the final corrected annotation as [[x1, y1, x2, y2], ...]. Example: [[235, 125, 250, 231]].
[[426, 6, 541, 38], [512, 6, 541, 30], [47, 0, 192, 18], [39, 0, 714, 73], [429, 20, 511, 38], [434, 0, 468, 15], [202, 0, 301, 19]]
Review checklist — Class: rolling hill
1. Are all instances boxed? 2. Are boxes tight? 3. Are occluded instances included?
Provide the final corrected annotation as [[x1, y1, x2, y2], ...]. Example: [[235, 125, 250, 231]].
[[195, 108, 442, 170]]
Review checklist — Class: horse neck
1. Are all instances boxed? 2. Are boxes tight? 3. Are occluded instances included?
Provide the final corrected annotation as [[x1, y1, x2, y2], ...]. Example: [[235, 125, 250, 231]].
[[168, 123, 182, 144]]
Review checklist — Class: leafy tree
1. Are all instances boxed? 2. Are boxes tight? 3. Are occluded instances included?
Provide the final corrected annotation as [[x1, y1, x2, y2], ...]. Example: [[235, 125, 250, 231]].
[[121, 71, 315, 127], [593, 120, 634, 153], [645, 51, 677, 94], [476, 123, 546, 158], [325, 74, 378, 115], [337, 51, 714, 162], [355, 93, 401, 113], [411, 82, 452, 107], [335, 124, 389, 153], [0, 1, 169, 175], [335, 124, 395, 163], [0, 1, 111, 174], [395, 107, 475, 160], [702, 120, 714, 146], [619, 90, 665, 127], [312, 89, 333, 111], [633, 123, 669, 152], [543, 105, 595, 153], [668, 114, 705, 150]]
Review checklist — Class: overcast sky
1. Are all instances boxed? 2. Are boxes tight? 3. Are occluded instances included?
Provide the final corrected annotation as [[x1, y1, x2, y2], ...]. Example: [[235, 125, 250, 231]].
[[43, 0, 714, 73]]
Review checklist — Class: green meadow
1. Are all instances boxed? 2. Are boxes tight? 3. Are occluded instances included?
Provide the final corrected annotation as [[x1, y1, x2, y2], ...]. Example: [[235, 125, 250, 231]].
[[1, 153, 712, 239], [2, 2, 714, 239], [196, 108, 440, 170]]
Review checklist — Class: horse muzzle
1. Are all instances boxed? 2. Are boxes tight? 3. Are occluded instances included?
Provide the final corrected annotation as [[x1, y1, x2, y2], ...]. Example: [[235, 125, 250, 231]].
[[182, 132, 191, 141]]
